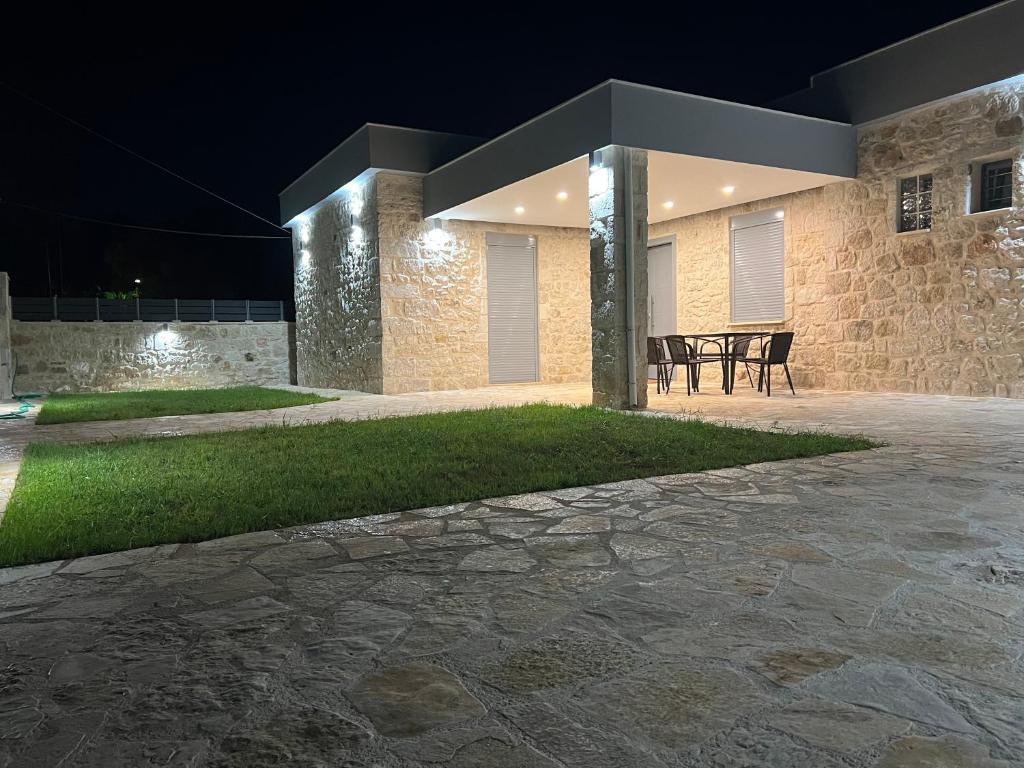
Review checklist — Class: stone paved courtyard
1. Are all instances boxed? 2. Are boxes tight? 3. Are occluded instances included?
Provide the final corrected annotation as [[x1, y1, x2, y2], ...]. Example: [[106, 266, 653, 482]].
[[0, 386, 1022, 766]]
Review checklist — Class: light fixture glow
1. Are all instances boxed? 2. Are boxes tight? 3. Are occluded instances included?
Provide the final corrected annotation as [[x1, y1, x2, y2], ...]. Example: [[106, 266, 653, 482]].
[[662, 200, 674, 210], [426, 227, 450, 248], [721, 185, 736, 195], [775, 210, 785, 219], [588, 167, 609, 196], [556, 191, 568, 201], [351, 224, 364, 243], [133, 278, 142, 284], [514, 205, 526, 215], [299, 248, 311, 262]]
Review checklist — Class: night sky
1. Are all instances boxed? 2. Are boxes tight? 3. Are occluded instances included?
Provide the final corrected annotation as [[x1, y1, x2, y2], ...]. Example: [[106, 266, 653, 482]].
[[0, 1, 1000, 300]]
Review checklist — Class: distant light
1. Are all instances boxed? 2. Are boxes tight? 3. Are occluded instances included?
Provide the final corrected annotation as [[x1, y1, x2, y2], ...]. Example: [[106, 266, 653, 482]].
[[556, 191, 568, 201], [514, 205, 526, 215], [721, 185, 736, 195], [662, 201, 674, 210], [134, 278, 142, 284]]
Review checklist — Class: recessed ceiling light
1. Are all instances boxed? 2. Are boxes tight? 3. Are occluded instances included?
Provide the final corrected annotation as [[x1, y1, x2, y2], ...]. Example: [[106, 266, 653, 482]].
[[662, 200, 674, 210], [556, 191, 568, 201], [721, 185, 736, 195], [514, 205, 526, 215]]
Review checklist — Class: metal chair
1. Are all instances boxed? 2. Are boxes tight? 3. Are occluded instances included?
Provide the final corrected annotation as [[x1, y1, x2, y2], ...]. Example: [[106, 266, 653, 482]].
[[646, 337, 673, 394], [739, 332, 795, 396], [729, 334, 758, 390], [663, 335, 718, 396]]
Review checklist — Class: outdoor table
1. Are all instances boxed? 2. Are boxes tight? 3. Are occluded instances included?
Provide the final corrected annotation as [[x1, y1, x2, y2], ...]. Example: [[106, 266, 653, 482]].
[[681, 332, 771, 395]]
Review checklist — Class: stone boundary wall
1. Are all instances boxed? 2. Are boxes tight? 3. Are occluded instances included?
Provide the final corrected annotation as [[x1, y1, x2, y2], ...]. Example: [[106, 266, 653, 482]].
[[0, 273, 12, 399], [10, 320, 295, 393], [650, 79, 1024, 398]]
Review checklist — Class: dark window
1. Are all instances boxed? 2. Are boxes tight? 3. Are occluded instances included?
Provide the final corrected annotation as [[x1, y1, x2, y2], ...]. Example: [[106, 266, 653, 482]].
[[980, 159, 1013, 211], [898, 174, 933, 232]]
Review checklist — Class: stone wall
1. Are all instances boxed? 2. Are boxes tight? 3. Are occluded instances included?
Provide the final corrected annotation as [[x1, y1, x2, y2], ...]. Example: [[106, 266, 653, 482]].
[[293, 177, 383, 392], [649, 80, 1024, 397], [10, 321, 294, 393], [0, 273, 12, 399], [376, 173, 590, 394]]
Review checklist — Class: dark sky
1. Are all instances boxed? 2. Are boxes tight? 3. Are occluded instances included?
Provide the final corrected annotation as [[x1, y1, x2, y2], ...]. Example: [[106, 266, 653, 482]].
[[0, 1, 1001, 299]]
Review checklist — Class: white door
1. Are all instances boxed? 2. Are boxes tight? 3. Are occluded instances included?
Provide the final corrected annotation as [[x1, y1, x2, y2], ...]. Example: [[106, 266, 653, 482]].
[[648, 242, 677, 379], [487, 232, 540, 384]]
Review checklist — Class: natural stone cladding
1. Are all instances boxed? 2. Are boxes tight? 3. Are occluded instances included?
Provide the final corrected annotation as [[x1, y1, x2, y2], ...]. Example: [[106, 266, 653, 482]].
[[376, 173, 590, 394], [10, 320, 293, 393], [650, 80, 1024, 398], [293, 178, 383, 391]]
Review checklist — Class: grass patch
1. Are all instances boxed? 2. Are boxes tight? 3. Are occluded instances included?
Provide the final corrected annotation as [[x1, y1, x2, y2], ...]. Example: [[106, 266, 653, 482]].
[[35, 386, 334, 425], [0, 404, 876, 566]]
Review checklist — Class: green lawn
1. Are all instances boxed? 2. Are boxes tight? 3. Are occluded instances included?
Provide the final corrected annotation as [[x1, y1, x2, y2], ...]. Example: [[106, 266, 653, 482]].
[[35, 386, 335, 425], [0, 404, 876, 566]]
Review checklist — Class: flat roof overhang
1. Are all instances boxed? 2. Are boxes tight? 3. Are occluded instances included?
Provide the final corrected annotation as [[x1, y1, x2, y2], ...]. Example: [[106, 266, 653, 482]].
[[279, 124, 483, 225], [423, 80, 857, 219]]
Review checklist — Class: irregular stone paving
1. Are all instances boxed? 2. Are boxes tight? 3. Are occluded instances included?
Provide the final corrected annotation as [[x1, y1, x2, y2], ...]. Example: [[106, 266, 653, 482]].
[[1, 387, 1023, 766]]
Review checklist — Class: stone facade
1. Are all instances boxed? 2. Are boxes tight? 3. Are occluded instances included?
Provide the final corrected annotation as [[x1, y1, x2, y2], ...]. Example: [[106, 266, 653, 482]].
[[589, 147, 649, 409], [10, 320, 294, 393], [376, 173, 590, 394], [293, 178, 383, 392], [649, 80, 1024, 397]]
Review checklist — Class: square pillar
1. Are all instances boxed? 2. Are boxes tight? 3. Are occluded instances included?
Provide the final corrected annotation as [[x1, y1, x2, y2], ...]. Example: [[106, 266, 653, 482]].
[[588, 146, 649, 409]]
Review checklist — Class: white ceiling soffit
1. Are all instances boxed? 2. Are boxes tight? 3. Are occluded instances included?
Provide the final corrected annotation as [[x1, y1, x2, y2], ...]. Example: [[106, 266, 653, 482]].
[[433, 150, 846, 227]]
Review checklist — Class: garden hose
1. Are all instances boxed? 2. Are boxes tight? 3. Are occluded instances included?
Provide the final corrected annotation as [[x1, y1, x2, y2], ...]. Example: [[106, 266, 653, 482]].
[[0, 351, 44, 419]]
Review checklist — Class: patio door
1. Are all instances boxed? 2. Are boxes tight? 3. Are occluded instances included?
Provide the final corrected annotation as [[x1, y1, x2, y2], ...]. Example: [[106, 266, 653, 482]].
[[648, 241, 677, 379], [486, 232, 539, 384]]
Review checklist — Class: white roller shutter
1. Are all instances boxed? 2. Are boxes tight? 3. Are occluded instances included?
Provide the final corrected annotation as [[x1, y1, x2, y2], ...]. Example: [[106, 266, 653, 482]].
[[487, 232, 539, 384], [731, 209, 785, 323]]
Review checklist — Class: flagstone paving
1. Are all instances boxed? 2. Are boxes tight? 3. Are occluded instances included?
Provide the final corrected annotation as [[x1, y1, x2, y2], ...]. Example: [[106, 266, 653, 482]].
[[0, 387, 1022, 766]]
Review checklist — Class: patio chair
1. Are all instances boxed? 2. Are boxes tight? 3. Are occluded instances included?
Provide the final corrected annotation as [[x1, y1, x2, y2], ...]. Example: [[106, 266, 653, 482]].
[[646, 337, 673, 394], [739, 332, 795, 397], [663, 335, 719, 396], [729, 335, 758, 390]]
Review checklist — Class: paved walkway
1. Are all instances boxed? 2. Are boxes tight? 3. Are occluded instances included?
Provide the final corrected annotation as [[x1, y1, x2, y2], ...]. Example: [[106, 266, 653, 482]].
[[1, 386, 1022, 766]]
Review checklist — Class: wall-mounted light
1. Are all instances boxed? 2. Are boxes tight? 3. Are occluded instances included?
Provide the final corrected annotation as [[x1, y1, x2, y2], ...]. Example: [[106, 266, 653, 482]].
[[721, 185, 736, 196], [156, 322, 177, 346], [556, 191, 568, 201], [351, 224, 364, 244], [425, 218, 451, 248], [589, 167, 609, 197], [514, 205, 526, 215], [662, 200, 674, 210]]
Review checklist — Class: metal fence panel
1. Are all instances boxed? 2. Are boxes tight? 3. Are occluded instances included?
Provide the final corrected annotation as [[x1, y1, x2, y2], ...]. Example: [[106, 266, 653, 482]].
[[12, 297, 294, 322]]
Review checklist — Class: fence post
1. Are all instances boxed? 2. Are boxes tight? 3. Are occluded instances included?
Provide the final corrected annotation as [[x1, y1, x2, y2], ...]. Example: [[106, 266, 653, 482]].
[[245, 299, 251, 322], [52, 295, 58, 321], [211, 298, 216, 322], [279, 300, 284, 321], [136, 297, 141, 321], [174, 298, 179, 321], [95, 296, 100, 321]]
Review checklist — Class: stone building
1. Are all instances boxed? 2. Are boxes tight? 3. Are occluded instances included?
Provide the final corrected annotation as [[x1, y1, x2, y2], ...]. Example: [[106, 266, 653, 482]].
[[281, 2, 1024, 405]]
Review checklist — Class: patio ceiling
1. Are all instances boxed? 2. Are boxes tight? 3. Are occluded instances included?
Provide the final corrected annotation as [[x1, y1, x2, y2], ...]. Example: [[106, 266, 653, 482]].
[[431, 150, 848, 227], [423, 80, 857, 222]]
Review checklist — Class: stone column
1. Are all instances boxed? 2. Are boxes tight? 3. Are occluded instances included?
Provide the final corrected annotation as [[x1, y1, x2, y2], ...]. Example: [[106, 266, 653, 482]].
[[589, 146, 649, 409]]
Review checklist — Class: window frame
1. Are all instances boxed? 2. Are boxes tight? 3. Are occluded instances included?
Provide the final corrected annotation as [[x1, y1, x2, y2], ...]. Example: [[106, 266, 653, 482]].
[[896, 173, 933, 233], [979, 158, 1013, 212], [729, 208, 786, 325]]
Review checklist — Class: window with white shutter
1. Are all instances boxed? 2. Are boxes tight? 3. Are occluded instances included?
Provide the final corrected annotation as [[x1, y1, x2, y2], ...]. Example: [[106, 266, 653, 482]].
[[730, 209, 785, 324]]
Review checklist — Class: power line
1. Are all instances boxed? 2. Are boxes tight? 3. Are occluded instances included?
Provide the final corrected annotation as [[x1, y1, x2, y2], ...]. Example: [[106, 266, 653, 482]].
[[1, 199, 291, 239], [0, 79, 289, 235]]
